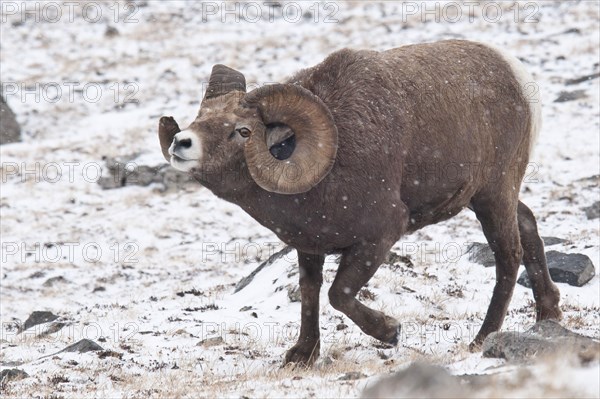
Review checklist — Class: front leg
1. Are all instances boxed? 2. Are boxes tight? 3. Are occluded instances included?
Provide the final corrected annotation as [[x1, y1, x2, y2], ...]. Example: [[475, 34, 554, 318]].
[[284, 251, 324, 367]]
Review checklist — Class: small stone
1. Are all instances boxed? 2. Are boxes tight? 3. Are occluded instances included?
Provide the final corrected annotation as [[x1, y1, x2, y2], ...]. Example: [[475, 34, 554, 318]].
[[21, 311, 59, 332], [320, 356, 334, 366], [336, 323, 348, 331], [197, 336, 224, 347], [518, 251, 595, 287], [61, 339, 103, 353], [239, 305, 253, 312], [541, 236, 569, 246], [554, 89, 587, 102], [97, 350, 123, 359], [105, 26, 119, 37], [43, 276, 69, 287], [287, 285, 301, 302], [0, 368, 28, 383], [466, 242, 495, 267], [338, 371, 367, 381], [28, 271, 46, 279], [582, 201, 600, 220]]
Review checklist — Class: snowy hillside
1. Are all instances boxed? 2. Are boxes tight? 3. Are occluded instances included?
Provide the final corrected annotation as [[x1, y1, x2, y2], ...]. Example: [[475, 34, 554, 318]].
[[1, 1, 599, 398]]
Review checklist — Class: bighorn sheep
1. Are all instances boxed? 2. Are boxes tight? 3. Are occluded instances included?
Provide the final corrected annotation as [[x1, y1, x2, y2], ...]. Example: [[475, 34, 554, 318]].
[[158, 40, 561, 365]]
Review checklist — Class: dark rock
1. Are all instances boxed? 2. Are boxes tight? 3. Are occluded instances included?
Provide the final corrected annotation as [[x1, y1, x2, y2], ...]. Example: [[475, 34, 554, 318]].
[[0, 96, 21, 145], [21, 311, 59, 332], [97, 155, 195, 191], [362, 362, 468, 399], [28, 271, 46, 279], [554, 89, 587, 102], [105, 26, 119, 37], [0, 360, 24, 367], [541, 236, 569, 246], [469, 238, 569, 268], [43, 276, 69, 287], [197, 336, 224, 347], [287, 285, 301, 302], [565, 72, 600, 85], [0, 368, 28, 383], [38, 322, 67, 337], [235, 246, 293, 293], [483, 320, 599, 363], [338, 371, 367, 381], [386, 251, 413, 267], [518, 250, 595, 287], [582, 201, 600, 219], [466, 242, 496, 267], [61, 339, 104, 353], [97, 350, 123, 359]]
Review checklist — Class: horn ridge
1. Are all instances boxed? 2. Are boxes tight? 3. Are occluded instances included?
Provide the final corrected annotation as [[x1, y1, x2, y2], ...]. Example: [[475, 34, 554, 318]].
[[204, 64, 246, 100], [243, 84, 338, 194]]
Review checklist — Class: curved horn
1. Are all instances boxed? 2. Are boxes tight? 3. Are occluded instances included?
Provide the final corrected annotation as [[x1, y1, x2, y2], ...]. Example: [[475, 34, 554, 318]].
[[203, 64, 246, 101], [158, 116, 181, 162], [243, 84, 338, 194]]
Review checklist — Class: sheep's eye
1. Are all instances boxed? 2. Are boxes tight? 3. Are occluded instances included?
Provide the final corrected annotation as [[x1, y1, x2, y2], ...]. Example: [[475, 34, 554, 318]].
[[236, 127, 251, 138]]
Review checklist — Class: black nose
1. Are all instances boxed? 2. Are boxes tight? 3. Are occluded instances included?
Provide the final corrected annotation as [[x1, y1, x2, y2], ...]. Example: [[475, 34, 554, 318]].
[[174, 137, 192, 150]]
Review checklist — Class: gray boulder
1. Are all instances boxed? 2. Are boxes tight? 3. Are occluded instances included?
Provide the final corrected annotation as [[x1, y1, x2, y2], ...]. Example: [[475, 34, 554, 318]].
[[518, 250, 595, 287], [20, 311, 59, 332], [466, 237, 567, 268], [97, 154, 196, 191], [482, 320, 599, 363], [583, 201, 600, 220], [61, 339, 104, 353], [466, 242, 496, 267], [362, 362, 470, 399], [0, 368, 28, 384], [0, 96, 21, 144]]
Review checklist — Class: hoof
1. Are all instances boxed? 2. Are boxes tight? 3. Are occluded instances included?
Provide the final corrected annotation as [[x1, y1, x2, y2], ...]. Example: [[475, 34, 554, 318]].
[[381, 324, 400, 346], [468, 339, 483, 353], [386, 324, 401, 346], [284, 342, 319, 368]]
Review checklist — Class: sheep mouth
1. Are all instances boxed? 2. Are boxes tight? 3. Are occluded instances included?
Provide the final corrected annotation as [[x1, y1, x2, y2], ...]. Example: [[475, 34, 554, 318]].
[[171, 153, 196, 162], [170, 154, 199, 172]]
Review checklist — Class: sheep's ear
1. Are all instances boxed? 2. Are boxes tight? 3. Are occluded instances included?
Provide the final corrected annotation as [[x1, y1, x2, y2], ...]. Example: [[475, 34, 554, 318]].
[[202, 65, 246, 102], [158, 116, 181, 162]]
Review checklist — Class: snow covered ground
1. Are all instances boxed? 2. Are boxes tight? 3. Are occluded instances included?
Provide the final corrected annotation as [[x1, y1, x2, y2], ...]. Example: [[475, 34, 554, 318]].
[[1, 1, 598, 397]]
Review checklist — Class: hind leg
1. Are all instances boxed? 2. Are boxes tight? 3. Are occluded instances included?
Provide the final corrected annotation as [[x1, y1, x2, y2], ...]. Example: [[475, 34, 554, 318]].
[[328, 240, 400, 344], [518, 201, 561, 320], [470, 193, 522, 349]]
